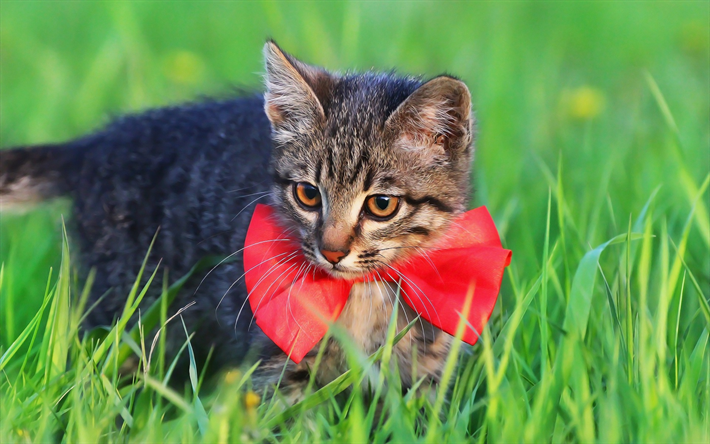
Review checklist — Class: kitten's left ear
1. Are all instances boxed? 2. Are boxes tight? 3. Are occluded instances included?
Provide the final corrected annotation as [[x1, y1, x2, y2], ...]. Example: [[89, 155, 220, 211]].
[[263, 41, 335, 138], [385, 76, 473, 158]]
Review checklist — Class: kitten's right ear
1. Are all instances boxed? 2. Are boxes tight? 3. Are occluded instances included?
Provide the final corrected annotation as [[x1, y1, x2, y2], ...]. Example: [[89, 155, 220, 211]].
[[263, 41, 334, 139]]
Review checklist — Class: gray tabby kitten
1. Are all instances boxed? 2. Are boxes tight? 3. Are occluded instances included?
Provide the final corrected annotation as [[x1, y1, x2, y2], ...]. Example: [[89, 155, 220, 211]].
[[0, 41, 474, 401]]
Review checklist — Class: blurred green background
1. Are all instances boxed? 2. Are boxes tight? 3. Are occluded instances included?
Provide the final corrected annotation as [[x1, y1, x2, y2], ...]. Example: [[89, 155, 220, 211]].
[[1, 2, 709, 441], [2, 1, 707, 340]]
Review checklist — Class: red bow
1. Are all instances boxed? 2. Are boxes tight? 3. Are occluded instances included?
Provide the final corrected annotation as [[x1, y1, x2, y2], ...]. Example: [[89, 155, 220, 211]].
[[244, 204, 511, 363]]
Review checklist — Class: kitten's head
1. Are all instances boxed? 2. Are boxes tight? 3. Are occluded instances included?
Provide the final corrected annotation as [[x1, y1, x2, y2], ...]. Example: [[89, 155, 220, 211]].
[[263, 41, 474, 279]]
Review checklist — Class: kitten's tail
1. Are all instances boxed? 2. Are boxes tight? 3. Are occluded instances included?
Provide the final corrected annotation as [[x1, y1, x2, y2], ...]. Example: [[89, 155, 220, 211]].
[[0, 143, 84, 208]]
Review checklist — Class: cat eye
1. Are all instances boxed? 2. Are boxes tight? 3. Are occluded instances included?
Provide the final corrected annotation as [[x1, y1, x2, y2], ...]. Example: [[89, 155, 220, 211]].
[[365, 195, 400, 220], [294, 182, 322, 210]]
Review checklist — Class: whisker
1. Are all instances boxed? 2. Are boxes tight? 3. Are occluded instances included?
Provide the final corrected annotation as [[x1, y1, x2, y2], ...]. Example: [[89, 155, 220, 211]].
[[439, 220, 475, 245], [230, 193, 271, 222], [247, 261, 300, 330], [297, 263, 314, 292], [366, 276, 374, 331], [241, 247, 309, 328], [240, 250, 300, 305], [372, 270, 392, 308], [227, 190, 271, 198], [374, 270, 411, 331], [376, 259, 441, 335], [372, 245, 438, 253], [232, 250, 300, 328], [195, 220, 294, 248], [416, 247, 443, 281], [374, 270, 416, 348], [448, 220, 473, 234], [213, 249, 294, 314], [225, 182, 269, 194], [399, 284, 430, 347], [285, 262, 310, 335], [379, 270, 426, 344], [195, 235, 296, 296]]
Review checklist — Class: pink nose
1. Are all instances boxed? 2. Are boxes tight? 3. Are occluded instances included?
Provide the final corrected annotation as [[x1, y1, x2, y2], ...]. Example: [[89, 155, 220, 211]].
[[321, 249, 347, 264]]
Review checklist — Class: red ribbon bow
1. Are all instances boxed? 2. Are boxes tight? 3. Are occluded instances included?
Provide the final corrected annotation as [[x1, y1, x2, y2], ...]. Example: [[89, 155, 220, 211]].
[[244, 204, 512, 363]]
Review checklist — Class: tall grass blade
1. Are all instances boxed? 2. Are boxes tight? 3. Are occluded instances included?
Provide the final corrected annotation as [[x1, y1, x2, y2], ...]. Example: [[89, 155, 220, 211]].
[[181, 316, 208, 436]]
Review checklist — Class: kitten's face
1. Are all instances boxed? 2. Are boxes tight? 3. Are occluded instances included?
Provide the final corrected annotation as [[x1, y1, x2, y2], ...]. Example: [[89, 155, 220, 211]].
[[262, 42, 474, 279]]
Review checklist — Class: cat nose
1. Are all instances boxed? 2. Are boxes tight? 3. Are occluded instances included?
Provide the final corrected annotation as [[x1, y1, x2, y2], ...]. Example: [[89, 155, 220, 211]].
[[320, 249, 348, 264], [320, 220, 353, 265]]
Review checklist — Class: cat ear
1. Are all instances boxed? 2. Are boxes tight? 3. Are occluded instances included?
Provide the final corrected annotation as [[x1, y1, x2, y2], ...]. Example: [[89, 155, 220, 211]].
[[385, 76, 473, 159], [263, 41, 335, 138]]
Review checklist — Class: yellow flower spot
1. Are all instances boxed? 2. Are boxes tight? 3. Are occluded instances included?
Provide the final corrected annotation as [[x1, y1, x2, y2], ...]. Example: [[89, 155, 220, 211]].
[[244, 390, 260, 409], [566, 86, 605, 120], [162, 50, 205, 85], [224, 369, 241, 384], [680, 20, 708, 57]]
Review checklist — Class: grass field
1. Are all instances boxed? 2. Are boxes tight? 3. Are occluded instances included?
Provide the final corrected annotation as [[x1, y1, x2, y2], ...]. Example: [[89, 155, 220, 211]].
[[1, 1, 709, 442]]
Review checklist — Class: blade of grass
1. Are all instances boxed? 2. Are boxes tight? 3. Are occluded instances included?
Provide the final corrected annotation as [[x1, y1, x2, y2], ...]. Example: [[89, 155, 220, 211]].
[[265, 316, 420, 427], [0, 271, 54, 372], [180, 316, 208, 436], [528, 232, 642, 439]]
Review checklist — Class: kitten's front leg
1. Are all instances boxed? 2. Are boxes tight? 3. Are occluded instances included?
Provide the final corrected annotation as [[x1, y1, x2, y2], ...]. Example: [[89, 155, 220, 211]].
[[250, 354, 312, 406]]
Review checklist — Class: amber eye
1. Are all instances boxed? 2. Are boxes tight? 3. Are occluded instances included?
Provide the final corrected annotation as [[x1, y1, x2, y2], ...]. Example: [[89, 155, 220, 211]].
[[294, 182, 321, 209], [365, 195, 400, 220]]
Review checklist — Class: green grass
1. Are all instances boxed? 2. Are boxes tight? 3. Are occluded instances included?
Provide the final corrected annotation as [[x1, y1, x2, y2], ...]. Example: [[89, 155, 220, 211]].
[[1, 1, 709, 442]]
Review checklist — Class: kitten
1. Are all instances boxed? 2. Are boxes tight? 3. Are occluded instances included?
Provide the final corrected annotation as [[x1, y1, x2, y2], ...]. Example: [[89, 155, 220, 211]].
[[0, 41, 474, 401]]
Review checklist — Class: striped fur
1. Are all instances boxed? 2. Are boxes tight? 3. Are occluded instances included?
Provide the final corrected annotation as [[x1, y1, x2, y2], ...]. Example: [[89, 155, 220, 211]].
[[256, 42, 475, 401]]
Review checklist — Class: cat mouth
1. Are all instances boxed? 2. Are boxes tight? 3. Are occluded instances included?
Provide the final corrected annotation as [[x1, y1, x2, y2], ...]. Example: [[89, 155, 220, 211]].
[[324, 264, 367, 280], [304, 246, 387, 280], [313, 260, 379, 280]]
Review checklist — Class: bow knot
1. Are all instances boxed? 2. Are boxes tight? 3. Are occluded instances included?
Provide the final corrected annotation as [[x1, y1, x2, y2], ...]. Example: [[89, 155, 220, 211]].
[[244, 204, 511, 363]]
